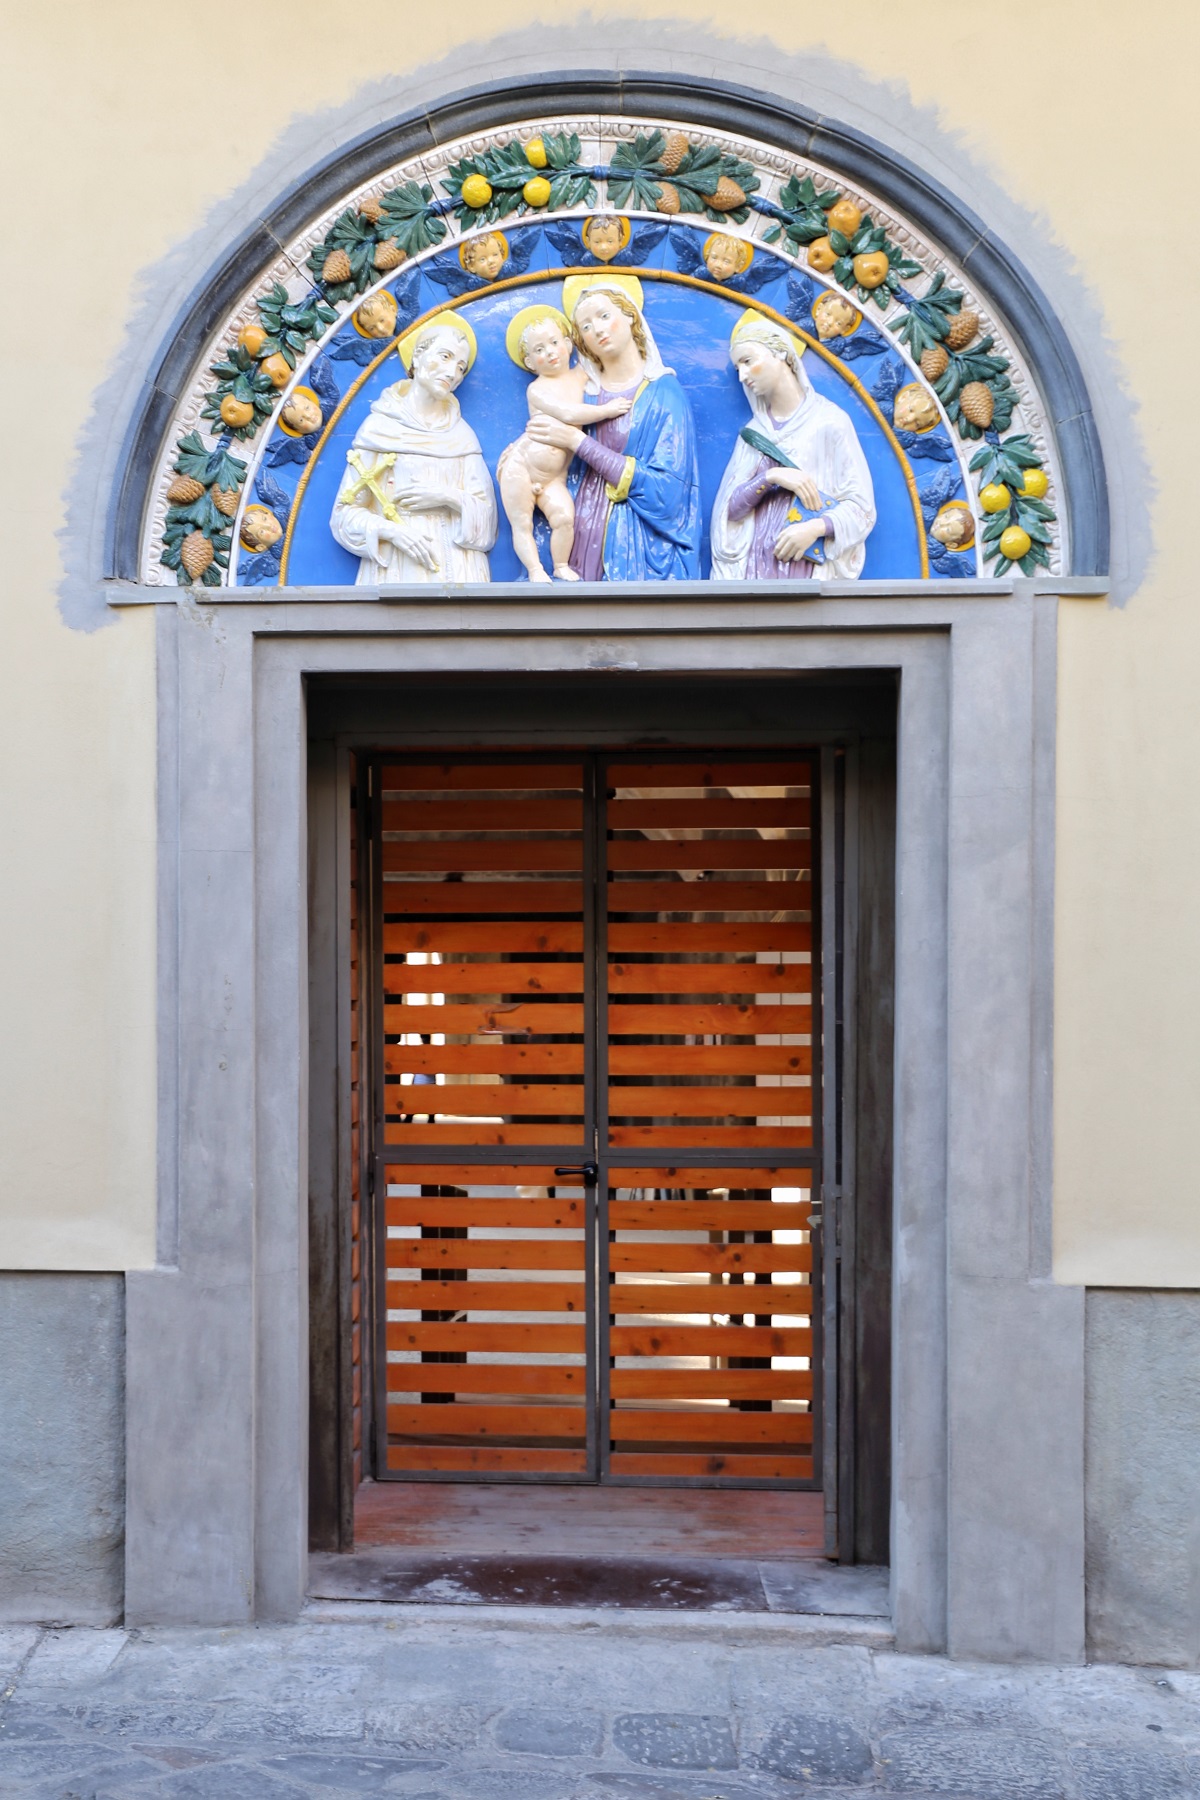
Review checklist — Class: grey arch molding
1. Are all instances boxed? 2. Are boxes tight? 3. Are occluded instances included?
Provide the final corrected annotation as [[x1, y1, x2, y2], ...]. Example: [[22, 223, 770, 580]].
[[108, 70, 1109, 582]]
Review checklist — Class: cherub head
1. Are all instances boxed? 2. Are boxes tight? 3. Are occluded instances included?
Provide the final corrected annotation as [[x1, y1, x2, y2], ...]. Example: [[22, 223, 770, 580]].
[[812, 291, 861, 341], [280, 387, 323, 437], [894, 382, 939, 434], [703, 233, 750, 283], [582, 214, 626, 263], [520, 314, 573, 378], [459, 233, 508, 281], [353, 289, 398, 340], [240, 505, 283, 553], [930, 501, 975, 551]]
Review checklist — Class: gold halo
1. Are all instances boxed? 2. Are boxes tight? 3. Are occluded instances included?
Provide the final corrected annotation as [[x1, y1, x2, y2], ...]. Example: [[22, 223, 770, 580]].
[[811, 288, 862, 339], [729, 306, 806, 360], [396, 311, 478, 373], [580, 214, 631, 261], [703, 232, 754, 276], [458, 229, 509, 274], [277, 386, 322, 437], [505, 304, 572, 368], [351, 288, 399, 339], [562, 272, 645, 322], [932, 499, 976, 549]]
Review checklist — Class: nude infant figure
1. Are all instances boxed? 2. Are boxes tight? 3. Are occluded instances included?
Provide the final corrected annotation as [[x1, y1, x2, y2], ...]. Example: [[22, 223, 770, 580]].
[[498, 309, 631, 583]]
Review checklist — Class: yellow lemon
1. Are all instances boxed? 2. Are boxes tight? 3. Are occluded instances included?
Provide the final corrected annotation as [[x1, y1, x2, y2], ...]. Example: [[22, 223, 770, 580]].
[[260, 353, 292, 390], [807, 236, 837, 272], [461, 173, 493, 209], [238, 322, 267, 357], [523, 175, 552, 208], [852, 250, 890, 289], [979, 483, 1011, 513], [999, 525, 1032, 562], [524, 136, 548, 168], [827, 197, 863, 239], [1019, 468, 1049, 499], [219, 394, 255, 429]]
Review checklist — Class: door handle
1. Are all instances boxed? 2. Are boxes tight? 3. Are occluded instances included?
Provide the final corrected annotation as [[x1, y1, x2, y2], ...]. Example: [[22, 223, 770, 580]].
[[554, 1163, 599, 1185]]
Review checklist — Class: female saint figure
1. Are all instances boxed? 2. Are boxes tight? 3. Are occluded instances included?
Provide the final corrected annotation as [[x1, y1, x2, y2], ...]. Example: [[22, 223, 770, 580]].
[[525, 274, 701, 581], [711, 312, 875, 581], [330, 313, 496, 582]]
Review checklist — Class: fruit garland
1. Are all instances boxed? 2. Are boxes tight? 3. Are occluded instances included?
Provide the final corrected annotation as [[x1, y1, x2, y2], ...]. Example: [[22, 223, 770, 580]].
[[160, 432, 248, 587], [763, 176, 922, 307], [444, 133, 597, 226]]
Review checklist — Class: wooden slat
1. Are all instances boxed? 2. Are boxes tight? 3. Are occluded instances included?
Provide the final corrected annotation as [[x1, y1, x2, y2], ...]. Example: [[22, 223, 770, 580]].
[[383, 880, 583, 913], [610, 1325, 810, 1356], [608, 923, 810, 953], [607, 963, 809, 994], [383, 841, 582, 873], [388, 1321, 585, 1353], [610, 1201, 808, 1232], [607, 840, 809, 872], [606, 1282, 812, 1314], [611, 1167, 813, 1189], [389, 1403, 586, 1438], [609, 1046, 810, 1076], [387, 1446, 588, 1472], [387, 1197, 587, 1229], [383, 1164, 582, 1187], [385, 962, 584, 995], [606, 1003, 812, 1035], [610, 1126, 813, 1148], [387, 1278, 585, 1311], [386, 1123, 593, 1145], [390, 1364, 587, 1396], [382, 799, 582, 831], [386, 1044, 585, 1076], [385, 922, 584, 954], [607, 798, 811, 829], [608, 1452, 813, 1479], [609, 1242, 812, 1275], [606, 761, 813, 787], [390, 1240, 586, 1272], [607, 879, 809, 913], [385, 1002, 584, 1034], [384, 1082, 584, 1116], [608, 1411, 813, 1444], [381, 762, 583, 790], [611, 1368, 812, 1400], [606, 1085, 813, 1116]]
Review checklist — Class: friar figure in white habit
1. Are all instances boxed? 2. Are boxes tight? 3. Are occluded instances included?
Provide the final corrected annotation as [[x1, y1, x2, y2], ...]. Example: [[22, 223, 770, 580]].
[[330, 313, 497, 582], [710, 312, 875, 581]]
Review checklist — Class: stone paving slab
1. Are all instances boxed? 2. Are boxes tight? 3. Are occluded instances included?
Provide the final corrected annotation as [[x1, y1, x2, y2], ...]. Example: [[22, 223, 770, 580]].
[[1, 1614, 1199, 1799]]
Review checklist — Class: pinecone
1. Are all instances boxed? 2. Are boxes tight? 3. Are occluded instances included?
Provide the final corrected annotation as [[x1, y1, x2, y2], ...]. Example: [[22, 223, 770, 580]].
[[959, 381, 995, 427], [373, 238, 405, 271], [946, 309, 979, 350], [166, 475, 205, 506], [211, 485, 240, 518], [920, 344, 949, 381], [180, 531, 214, 580], [659, 131, 690, 175], [323, 248, 353, 285], [705, 175, 746, 213], [655, 181, 681, 215], [359, 196, 383, 225]]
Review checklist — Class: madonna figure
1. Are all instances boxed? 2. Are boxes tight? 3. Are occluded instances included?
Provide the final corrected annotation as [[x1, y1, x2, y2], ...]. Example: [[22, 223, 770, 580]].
[[525, 274, 701, 581], [711, 312, 875, 581]]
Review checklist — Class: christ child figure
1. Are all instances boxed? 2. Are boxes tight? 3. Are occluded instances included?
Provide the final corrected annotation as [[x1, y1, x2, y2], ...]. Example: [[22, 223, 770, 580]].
[[497, 305, 632, 583]]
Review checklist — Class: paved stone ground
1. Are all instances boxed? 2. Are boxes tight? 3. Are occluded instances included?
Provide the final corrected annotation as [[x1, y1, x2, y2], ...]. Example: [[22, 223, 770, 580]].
[[2, 1608, 1199, 1799]]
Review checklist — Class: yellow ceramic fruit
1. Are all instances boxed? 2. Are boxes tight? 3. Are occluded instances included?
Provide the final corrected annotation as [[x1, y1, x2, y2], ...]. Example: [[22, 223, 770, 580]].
[[1019, 468, 1049, 499], [827, 197, 863, 238], [979, 483, 1011, 513], [524, 136, 548, 168], [999, 525, 1032, 562], [461, 174, 493, 210], [522, 175, 552, 208], [219, 394, 255, 429], [852, 250, 890, 289], [238, 322, 267, 357], [260, 353, 292, 390], [807, 237, 837, 272]]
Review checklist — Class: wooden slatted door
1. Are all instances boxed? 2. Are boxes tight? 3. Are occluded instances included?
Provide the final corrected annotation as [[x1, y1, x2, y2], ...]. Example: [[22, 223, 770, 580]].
[[369, 753, 818, 1486]]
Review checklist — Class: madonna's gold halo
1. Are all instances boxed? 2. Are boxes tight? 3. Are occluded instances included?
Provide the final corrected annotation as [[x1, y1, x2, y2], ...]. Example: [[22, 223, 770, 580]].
[[396, 311, 478, 372], [505, 304, 572, 368], [563, 272, 646, 321], [730, 306, 806, 360], [703, 232, 754, 275]]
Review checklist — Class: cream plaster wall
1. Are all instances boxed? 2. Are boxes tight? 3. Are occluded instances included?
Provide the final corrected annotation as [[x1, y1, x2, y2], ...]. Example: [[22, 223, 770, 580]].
[[1, 2, 1194, 1280]]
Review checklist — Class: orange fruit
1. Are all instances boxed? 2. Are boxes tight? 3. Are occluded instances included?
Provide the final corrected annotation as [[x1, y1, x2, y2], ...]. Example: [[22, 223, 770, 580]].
[[522, 175, 552, 208], [219, 394, 255, 429], [827, 197, 862, 238], [979, 483, 1011, 514], [1019, 468, 1049, 499], [461, 174, 493, 209], [999, 525, 1032, 562], [524, 136, 548, 168], [238, 322, 267, 357], [807, 237, 837, 272], [853, 250, 889, 289], [260, 353, 291, 390]]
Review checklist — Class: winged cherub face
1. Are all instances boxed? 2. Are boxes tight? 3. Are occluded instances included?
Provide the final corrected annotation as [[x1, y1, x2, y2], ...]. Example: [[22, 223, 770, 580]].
[[281, 391, 323, 436], [704, 235, 744, 282], [462, 234, 507, 280], [240, 506, 283, 552]]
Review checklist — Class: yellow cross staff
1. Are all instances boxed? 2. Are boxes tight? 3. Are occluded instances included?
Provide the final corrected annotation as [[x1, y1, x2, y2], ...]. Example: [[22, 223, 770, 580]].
[[339, 450, 401, 522]]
